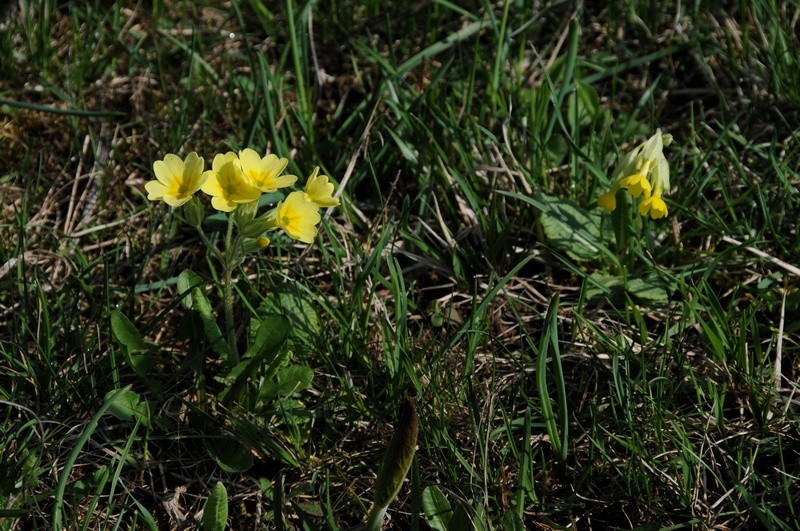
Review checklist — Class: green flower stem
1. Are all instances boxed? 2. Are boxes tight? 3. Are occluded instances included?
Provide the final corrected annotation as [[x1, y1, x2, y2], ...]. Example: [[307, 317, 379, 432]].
[[194, 227, 224, 264], [612, 189, 633, 276], [224, 214, 238, 365], [365, 506, 388, 531]]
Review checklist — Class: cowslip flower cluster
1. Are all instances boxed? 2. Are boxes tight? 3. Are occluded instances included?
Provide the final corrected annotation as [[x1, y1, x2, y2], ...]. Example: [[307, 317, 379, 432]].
[[145, 149, 340, 244], [598, 129, 672, 219]]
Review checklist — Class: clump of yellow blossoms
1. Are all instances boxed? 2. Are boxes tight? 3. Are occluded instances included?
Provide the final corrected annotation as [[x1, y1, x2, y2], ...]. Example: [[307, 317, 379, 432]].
[[144, 148, 341, 361], [598, 129, 672, 219], [145, 149, 340, 244]]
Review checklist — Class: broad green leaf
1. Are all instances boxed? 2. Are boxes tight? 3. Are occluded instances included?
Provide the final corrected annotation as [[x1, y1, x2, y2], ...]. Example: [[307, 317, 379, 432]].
[[127, 353, 155, 374], [277, 365, 314, 396], [177, 270, 229, 358], [120, 350, 162, 395], [203, 481, 228, 531], [586, 273, 670, 303], [263, 349, 292, 382], [243, 314, 291, 361], [546, 134, 569, 165], [536, 192, 605, 261], [448, 504, 474, 531], [104, 389, 151, 427], [110, 311, 147, 351], [422, 486, 453, 531], [627, 277, 669, 302], [205, 438, 253, 473], [254, 282, 321, 351], [219, 314, 290, 405], [176, 269, 204, 310]]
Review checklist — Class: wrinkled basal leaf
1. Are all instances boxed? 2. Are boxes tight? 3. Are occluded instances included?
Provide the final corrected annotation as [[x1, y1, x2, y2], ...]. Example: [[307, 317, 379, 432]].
[[110, 311, 147, 351], [205, 438, 253, 473], [104, 389, 151, 427], [202, 481, 228, 531], [423, 485, 453, 531], [536, 192, 605, 261]]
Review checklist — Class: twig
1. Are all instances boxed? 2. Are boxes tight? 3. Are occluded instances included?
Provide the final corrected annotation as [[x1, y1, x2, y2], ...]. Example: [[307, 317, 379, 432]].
[[721, 236, 800, 278]]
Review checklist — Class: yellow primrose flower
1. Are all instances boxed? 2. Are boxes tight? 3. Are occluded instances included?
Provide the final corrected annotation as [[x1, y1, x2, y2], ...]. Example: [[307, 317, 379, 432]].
[[145, 152, 207, 207], [639, 188, 668, 219], [212, 151, 240, 171], [238, 148, 297, 193], [274, 190, 321, 243], [597, 190, 617, 212], [618, 160, 652, 198], [201, 155, 261, 212], [303, 166, 340, 208], [598, 129, 672, 219], [257, 236, 271, 249]]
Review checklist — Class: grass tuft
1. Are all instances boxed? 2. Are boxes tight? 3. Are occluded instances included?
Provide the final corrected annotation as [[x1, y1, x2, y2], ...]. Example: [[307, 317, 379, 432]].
[[1, 0, 799, 528]]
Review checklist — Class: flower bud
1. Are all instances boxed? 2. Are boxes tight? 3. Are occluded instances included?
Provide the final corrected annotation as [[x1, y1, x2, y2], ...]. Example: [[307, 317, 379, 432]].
[[183, 195, 205, 228], [234, 198, 258, 227]]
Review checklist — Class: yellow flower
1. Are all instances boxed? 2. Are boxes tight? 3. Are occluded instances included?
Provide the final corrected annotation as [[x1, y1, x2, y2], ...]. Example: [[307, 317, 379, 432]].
[[145, 152, 207, 207], [212, 151, 240, 170], [597, 189, 617, 211], [639, 188, 668, 219], [238, 148, 297, 193], [257, 236, 271, 249], [274, 191, 321, 243], [201, 153, 261, 212], [597, 129, 672, 218], [618, 160, 652, 198], [303, 166, 340, 208]]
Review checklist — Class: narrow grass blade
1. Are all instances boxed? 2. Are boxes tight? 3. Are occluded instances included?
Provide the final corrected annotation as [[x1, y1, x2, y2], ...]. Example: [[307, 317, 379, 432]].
[[53, 387, 132, 531]]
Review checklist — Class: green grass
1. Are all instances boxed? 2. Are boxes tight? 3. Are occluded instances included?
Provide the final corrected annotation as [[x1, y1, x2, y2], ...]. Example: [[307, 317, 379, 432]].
[[2, 0, 800, 529]]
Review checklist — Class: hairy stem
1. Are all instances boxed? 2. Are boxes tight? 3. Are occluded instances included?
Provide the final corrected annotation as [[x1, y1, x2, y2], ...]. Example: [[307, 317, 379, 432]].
[[224, 214, 238, 364]]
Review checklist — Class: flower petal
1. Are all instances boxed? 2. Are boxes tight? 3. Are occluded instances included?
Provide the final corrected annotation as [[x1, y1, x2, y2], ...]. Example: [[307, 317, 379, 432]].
[[153, 155, 181, 187], [201, 170, 225, 197], [597, 190, 617, 211], [145, 180, 168, 200], [211, 195, 237, 212], [163, 193, 192, 207], [212, 151, 240, 172]]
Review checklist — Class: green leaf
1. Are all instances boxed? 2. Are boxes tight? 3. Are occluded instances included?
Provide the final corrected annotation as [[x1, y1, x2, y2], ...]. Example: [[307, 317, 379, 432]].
[[567, 79, 602, 129], [219, 314, 291, 405], [277, 365, 314, 396], [501, 510, 525, 531], [203, 481, 229, 531], [177, 270, 229, 358], [386, 128, 418, 163], [585, 273, 671, 303], [254, 282, 321, 351], [422, 486, 453, 531], [110, 311, 147, 351], [627, 277, 669, 302], [447, 504, 474, 531], [104, 389, 151, 427], [545, 134, 569, 165], [536, 192, 605, 261], [205, 438, 253, 473], [243, 314, 291, 361]]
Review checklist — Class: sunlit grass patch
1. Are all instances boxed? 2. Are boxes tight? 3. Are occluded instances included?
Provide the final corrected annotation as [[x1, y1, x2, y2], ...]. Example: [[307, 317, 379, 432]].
[[1, 0, 799, 529]]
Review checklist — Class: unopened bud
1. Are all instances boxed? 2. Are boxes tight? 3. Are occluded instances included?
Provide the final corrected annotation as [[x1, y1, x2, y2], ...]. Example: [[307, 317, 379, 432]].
[[183, 196, 205, 228]]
